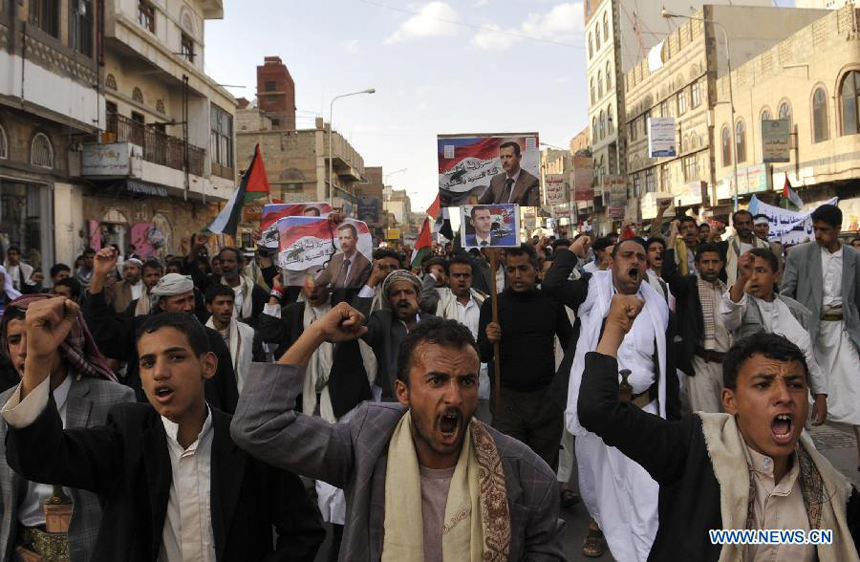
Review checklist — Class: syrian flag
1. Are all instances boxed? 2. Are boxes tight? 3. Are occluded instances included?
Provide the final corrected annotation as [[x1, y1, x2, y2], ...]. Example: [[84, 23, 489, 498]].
[[411, 218, 433, 269], [207, 144, 270, 236], [781, 177, 804, 210]]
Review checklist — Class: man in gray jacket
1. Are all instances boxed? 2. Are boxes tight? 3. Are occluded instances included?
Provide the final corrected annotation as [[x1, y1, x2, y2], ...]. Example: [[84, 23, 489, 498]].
[[231, 304, 565, 561], [781, 203, 860, 466]]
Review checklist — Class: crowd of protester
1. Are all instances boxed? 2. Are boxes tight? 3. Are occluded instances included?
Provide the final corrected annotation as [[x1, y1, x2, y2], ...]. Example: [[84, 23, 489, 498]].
[[0, 204, 856, 561]]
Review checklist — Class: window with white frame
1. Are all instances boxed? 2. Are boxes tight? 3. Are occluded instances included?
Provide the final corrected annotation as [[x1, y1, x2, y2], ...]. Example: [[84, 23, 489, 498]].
[[31, 133, 54, 169]]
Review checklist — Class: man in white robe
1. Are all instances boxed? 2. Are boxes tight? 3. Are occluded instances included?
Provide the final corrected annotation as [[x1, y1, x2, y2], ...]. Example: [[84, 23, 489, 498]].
[[782, 203, 860, 467], [565, 237, 678, 561]]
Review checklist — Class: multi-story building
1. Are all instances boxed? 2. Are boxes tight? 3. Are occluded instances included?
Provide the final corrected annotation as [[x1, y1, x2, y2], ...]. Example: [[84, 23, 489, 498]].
[[357, 166, 384, 236], [0, 0, 103, 272], [75, 0, 236, 263], [712, 4, 860, 231], [625, 5, 826, 221], [584, 0, 773, 228], [383, 186, 411, 227]]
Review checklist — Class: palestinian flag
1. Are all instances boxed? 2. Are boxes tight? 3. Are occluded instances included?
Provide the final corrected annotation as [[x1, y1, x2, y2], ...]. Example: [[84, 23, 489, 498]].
[[780, 177, 804, 211], [411, 218, 433, 268], [207, 144, 270, 236]]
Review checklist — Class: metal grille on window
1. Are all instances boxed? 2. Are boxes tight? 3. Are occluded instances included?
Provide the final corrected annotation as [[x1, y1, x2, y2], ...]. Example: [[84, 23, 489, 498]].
[[31, 134, 54, 169], [0, 126, 7, 159]]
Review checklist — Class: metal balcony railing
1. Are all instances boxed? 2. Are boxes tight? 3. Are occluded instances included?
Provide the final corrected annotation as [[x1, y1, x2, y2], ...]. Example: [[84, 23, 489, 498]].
[[106, 112, 205, 177]]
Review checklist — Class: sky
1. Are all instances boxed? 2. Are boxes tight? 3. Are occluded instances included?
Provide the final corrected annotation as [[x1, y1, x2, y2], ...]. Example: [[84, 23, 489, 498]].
[[204, 0, 795, 212]]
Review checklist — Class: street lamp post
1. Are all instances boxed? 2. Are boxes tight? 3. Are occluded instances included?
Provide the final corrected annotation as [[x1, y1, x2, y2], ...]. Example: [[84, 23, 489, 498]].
[[328, 88, 376, 206], [662, 10, 739, 212]]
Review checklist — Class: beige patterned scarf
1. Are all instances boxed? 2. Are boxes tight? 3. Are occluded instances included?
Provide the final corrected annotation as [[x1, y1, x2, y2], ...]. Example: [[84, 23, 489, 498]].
[[381, 411, 511, 562], [696, 276, 726, 348]]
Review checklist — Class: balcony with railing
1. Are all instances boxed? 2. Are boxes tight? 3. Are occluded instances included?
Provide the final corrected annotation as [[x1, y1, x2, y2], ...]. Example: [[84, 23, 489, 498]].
[[105, 112, 205, 177]]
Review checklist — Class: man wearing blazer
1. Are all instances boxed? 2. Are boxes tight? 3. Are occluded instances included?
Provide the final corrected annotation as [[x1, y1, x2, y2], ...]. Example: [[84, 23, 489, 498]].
[[314, 224, 372, 290], [478, 141, 540, 207], [0, 295, 135, 562], [2, 302, 324, 562], [781, 203, 860, 467]]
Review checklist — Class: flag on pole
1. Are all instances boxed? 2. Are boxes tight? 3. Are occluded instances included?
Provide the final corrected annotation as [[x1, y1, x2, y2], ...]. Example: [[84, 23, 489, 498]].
[[780, 177, 804, 211], [207, 144, 270, 236], [411, 218, 433, 268], [426, 193, 441, 220]]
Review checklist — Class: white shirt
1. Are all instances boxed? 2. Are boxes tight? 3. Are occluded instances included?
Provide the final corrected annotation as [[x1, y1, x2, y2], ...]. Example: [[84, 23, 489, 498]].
[[17, 375, 73, 526], [456, 296, 481, 340], [130, 280, 144, 301], [583, 261, 599, 274], [613, 285, 658, 394], [473, 232, 492, 247], [231, 284, 244, 319], [504, 169, 521, 203], [739, 242, 754, 256], [720, 292, 827, 395], [821, 245, 843, 308], [159, 408, 215, 562]]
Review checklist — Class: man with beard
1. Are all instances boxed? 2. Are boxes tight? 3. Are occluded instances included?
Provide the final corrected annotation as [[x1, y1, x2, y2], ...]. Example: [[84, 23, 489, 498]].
[[112, 258, 145, 314], [578, 302, 860, 561], [672, 216, 702, 276], [84, 249, 238, 413], [544, 236, 679, 560], [361, 249, 402, 312], [781, 204, 860, 470], [231, 309, 565, 560], [420, 255, 486, 337], [352, 270, 433, 402], [478, 244, 571, 470], [720, 249, 827, 425], [716, 210, 770, 286], [218, 247, 267, 326], [664, 222, 730, 414], [204, 285, 263, 395]]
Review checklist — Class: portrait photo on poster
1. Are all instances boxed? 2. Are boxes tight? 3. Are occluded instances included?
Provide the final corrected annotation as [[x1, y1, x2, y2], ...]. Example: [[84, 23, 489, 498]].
[[259, 202, 333, 249], [438, 133, 540, 208], [276, 217, 372, 289], [460, 204, 521, 248]]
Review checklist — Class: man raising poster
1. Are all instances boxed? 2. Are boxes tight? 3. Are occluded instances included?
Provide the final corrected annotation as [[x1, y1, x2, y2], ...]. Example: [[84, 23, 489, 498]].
[[479, 141, 540, 206]]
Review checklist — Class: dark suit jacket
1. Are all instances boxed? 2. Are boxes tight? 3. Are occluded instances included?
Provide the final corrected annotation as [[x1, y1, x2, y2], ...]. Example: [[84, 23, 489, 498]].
[[6, 400, 324, 562], [661, 248, 704, 375], [257, 302, 372, 417], [83, 292, 239, 413], [542, 249, 681, 420], [314, 251, 372, 290], [232, 363, 566, 561], [465, 231, 516, 247], [479, 169, 540, 206]]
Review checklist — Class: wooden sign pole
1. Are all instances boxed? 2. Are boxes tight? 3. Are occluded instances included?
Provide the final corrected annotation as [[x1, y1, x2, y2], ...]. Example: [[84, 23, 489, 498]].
[[489, 250, 501, 414]]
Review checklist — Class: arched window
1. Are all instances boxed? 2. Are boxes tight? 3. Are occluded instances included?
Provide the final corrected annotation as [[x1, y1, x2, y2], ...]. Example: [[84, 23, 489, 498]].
[[590, 78, 595, 104], [31, 133, 53, 169], [592, 117, 598, 141], [840, 71, 860, 136], [105, 73, 117, 90], [735, 120, 747, 163], [779, 101, 792, 125], [605, 61, 612, 89], [132, 87, 144, 104], [603, 12, 609, 42], [607, 104, 614, 133], [0, 125, 6, 159], [598, 70, 603, 98], [595, 23, 601, 50], [588, 32, 593, 59], [721, 126, 732, 167], [599, 110, 606, 140], [812, 87, 829, 143], [761, 108, 772, 123]]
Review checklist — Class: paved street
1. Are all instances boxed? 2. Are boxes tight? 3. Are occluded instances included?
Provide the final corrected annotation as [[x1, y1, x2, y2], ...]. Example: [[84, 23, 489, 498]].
[[314, 424, 859, 561]]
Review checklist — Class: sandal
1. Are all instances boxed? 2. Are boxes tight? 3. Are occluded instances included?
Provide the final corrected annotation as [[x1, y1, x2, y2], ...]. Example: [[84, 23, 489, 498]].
[[582, 528, 606, 558], [560, 488, 581, 508]]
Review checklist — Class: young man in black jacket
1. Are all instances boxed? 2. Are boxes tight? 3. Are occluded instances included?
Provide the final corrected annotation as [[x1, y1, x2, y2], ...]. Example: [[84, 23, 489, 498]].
[[579, 295, 860, 561], [1, 300, 324, 561]]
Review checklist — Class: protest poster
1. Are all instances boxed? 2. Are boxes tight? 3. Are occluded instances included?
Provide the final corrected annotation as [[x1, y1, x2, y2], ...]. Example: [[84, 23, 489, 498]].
[[648, 117, 676, 157], [545, 174, 568, 206], [572, 156, 594, 202], [437, 134, 540, 208], [460, 204, 521, 248], [606, 176, 628, 219], [276, 217, 372, 288], [259, 202, 332, 248], [748, 195, 839, 245]]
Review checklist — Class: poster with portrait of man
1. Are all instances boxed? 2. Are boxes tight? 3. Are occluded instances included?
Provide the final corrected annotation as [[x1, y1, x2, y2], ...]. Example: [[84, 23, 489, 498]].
[[276, 217, 372, 288], [460, 204, 521, 248], [438, 133, 540, 208], [260, 202, 333, 249]]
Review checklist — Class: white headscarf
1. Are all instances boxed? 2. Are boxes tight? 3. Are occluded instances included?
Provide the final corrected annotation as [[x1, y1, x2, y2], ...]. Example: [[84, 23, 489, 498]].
[[149, 274, 194, 312]]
